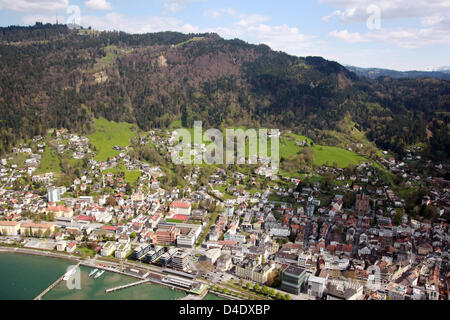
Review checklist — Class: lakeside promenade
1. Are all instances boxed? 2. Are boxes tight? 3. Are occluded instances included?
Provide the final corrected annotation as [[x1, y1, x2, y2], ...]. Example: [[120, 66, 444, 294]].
[[0, 246, 299, 301], [0, 246, 83, 263]]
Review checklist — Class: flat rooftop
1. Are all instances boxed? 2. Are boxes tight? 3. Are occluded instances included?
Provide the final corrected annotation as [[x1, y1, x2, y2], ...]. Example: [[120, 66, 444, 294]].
[[284, 265, 306, 276]]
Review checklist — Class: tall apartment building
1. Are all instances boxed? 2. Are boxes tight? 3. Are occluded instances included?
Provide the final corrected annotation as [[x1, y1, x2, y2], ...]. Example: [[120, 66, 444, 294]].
[[172, 251, 189, 271], [47, 187, 61, 203]]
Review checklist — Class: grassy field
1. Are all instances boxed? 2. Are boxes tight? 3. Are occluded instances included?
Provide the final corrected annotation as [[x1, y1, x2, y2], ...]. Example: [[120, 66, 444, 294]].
[[279, 133, 311, 159], [99, 45, 117, 64], [124, 170, 142, 184], [8, 152, 28, 167], [104, 164, 142, 184], [167, 122, 368, 169], [88, 118, 137, 162], [90, 45, 119, 72], [279, 134, 367, 169], [37, 147, 61, 174], [174, 37, 204, 48], [166, 219, 185, 224], [76, 246, 97, 258], [311, 145, 367, 167]]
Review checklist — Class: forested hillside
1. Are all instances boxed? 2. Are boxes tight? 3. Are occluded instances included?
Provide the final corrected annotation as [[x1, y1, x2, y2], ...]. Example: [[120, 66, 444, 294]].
[[0, 23, 449, 160]]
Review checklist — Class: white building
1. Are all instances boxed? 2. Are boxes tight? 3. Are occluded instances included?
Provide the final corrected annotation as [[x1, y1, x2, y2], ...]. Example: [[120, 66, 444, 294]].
[[115, 242, 131, 259], [270, 227, 290, 237], [176, 224, 202, 248], [101, 241, 116, 256], [307, 275, 327, 299], [170, 201, 191, 216], [205, 248, 222, 264], [47, 187, 61, 203]]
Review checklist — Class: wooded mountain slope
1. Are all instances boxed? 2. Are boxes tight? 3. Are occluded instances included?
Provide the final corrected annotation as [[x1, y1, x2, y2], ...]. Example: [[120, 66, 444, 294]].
[[0, 23, 449, 160]]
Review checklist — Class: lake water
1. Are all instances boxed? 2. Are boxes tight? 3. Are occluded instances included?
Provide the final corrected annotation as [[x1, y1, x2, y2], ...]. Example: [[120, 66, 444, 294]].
[[0, 252, 72, 300], [0, 253, 226, 300]]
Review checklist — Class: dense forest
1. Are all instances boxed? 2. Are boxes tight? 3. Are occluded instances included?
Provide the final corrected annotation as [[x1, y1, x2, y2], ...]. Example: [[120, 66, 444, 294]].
[[0, 23, 449, 160]]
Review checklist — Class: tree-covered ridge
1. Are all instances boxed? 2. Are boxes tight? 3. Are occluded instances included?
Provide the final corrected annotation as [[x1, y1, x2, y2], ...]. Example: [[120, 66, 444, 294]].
[[0, 23, 448, 161]]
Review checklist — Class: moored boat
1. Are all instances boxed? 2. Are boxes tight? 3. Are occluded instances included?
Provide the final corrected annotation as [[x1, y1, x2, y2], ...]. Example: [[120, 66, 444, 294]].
[[94, 270, 105, 279], [63, 266, 78, 281], [89, 269, 98, 277]]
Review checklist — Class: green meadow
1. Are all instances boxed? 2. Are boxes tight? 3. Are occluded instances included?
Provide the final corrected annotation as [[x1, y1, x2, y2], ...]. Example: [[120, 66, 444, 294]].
[[88, 118, 137, 162], [311, 145, 367, 167], [37, 147, 61, 174], [169, 122, 368, 169], [174, 37, 204, 48], [104, 164, 142, 185]]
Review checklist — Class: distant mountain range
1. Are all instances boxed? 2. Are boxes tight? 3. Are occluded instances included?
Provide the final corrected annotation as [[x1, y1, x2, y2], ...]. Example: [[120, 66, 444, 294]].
[[432, 66, 450, 72], [346, 65, 450, 81]]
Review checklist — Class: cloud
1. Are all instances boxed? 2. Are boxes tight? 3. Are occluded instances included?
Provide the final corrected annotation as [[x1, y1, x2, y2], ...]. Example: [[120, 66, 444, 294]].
[[320, 0, 450, 22], [328, 29, 369, 43], [0, 0, 69, 12], [235, 14, 270, 27], [161, 0, 198, 13], [203, 9, 315, 54], [204, 8, 240, 20], [73, 12, 199, 34], [329, 27, 450, 48], [85, 0, 112, 11], [208, 13, 315, 54], [322, 0, 450, 47]]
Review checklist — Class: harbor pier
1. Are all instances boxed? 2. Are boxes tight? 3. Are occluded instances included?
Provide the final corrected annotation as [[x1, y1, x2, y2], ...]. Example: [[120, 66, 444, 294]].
[[34, 262, 81, 300]]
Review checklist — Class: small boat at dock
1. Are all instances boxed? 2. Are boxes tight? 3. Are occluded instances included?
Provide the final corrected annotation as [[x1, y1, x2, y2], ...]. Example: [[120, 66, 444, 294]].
[[63, 266, 78, 281], [94, 270, 105, 279], [89, 269, 98, 277]]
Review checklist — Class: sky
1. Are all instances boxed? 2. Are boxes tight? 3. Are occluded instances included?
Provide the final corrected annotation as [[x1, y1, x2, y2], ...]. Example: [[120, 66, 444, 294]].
[[0, 0, 450, 71]]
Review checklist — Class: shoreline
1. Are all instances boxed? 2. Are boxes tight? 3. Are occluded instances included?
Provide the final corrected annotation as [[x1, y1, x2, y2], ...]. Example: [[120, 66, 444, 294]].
[[0, 247, 226, 300], [0, 247, 188, 299], [0, 246, 83, 264]]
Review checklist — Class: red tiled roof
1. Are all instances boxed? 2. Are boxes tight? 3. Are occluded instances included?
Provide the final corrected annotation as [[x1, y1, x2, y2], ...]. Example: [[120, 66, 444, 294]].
[[21, 222, 53, 228], [75, 215, 95, 222], [218, 240, 238, 246], [171, 215, 189, 222], [343, 244, 353, 252], [170, 201, 191, 209], [48, 205, 73, 212], [0, 221, 20, 226], [68, 241, 76, 248], [101, 226, 117, 231]]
